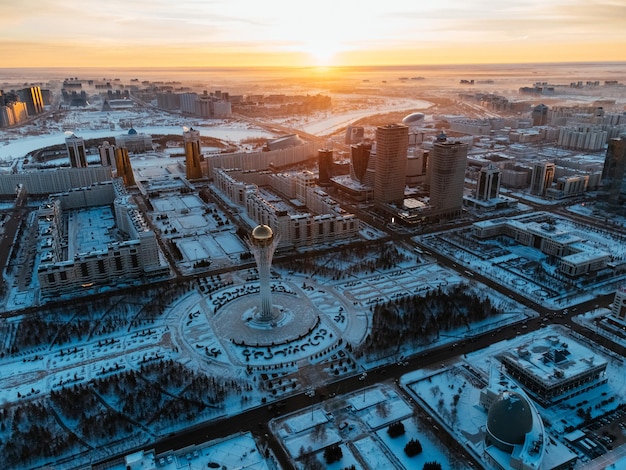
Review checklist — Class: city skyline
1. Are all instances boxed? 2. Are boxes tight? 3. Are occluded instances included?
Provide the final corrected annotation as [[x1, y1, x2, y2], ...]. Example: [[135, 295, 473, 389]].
[[3, 0, 625, 68]]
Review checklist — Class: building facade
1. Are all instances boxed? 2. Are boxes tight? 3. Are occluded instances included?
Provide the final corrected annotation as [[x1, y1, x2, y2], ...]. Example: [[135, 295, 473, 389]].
[[98, 141, 116, 169], [65, 134, 88, 168], [115, 147, 136, 186], [476, 163, 501, 200], [317, 148, 333, 186], [183, 128, 203, 180], [530, 161, 556, 196], [430, 136, 468, 218], [37, 180, 168, 297], [601, 135, 626, 206], [374, 124, 408, 205]]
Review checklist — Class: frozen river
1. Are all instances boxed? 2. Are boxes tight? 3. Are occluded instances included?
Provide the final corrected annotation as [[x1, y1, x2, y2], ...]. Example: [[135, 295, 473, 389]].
[[0, 96, 432, 162]]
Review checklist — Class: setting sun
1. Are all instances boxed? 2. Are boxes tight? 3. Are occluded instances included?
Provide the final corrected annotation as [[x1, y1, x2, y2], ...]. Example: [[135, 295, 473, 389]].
[[1, 0, 625, 68], [303, 40, 343, 66]]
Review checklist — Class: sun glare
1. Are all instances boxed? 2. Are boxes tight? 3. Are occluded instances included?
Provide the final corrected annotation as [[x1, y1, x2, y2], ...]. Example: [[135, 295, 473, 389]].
[[304, 40, 341, 66]]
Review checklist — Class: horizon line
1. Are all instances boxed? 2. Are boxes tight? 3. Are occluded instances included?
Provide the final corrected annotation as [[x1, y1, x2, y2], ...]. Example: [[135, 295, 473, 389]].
[[2, 60, 626, 71]]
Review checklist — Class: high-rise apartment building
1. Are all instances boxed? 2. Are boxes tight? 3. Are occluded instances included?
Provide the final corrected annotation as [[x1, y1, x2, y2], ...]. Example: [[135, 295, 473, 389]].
[[374, 124, 408, 205], [530, 161, 556, 196], [180, 93, 199, 114], [183, 128, 203, 180], [476, 163, 501, 200], [19, 86, 44, 116], [531, 104, 549, 126], [430, 134, 468, 218], [601, 135, 626, 206], [65, 134, 88, 168], [0, 101, 28, 127]]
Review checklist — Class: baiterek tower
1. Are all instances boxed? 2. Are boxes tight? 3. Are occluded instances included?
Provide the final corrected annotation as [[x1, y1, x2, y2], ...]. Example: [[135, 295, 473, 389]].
[[248, 225, 278, 324]]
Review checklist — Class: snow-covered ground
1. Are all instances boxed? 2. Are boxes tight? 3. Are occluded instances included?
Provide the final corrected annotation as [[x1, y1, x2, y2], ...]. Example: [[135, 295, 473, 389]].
[[107, 431, 274, 470], [418, 212, 626, 310], [271, 383, 465, 469], [402, 323, 626, 469]]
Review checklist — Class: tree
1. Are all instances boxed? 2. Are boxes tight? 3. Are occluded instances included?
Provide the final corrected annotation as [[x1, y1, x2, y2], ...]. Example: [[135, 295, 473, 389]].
[[423, 462, 442, 470], [323, 444, 343, 464], [387, 421, 405, 438], [404, 438, 423, 457]]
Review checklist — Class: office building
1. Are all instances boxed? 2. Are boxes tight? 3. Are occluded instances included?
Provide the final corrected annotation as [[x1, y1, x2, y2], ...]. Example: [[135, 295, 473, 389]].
[[115, 128, 153, 153], [183, 128, 203, 180], [65, 134, 88, 168], [374, 124, 408, 205], [98, 141, 117, 169], [317, 148, 333, 185], [430, 133, 468, 218], [601, 135, 626, 206], [115, 147, 136, 186], [350, 142, 373, 185], [530, 161, 556, 196], [476, 163, 501, 200]]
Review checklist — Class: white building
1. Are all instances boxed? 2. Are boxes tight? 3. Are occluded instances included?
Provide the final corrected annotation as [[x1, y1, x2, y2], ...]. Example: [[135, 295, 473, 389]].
[[37, 179, 168, 297], [213, 168, 359, 250]]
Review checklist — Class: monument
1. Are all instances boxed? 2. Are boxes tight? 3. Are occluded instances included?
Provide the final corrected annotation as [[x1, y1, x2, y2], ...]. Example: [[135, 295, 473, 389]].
[[248, 224, 279, 325]]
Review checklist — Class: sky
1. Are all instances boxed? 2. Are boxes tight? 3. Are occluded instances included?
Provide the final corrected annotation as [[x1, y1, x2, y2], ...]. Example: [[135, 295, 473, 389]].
[[2, 0, 625, 68]]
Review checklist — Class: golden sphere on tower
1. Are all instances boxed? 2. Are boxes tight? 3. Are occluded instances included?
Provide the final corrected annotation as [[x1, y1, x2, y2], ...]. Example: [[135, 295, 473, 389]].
[[251, 224, 274, 247]]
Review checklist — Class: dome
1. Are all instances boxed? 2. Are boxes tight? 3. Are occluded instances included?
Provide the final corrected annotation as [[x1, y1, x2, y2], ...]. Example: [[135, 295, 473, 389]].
[[128, 128, 138, 135], [402, 112, 425, 125], [251, 225, 274, 246], [487, 391, 533, 447]]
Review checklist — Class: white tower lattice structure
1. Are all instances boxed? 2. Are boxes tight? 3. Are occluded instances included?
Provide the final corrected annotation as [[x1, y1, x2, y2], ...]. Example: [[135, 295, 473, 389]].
[[248, 225, 279, 324]]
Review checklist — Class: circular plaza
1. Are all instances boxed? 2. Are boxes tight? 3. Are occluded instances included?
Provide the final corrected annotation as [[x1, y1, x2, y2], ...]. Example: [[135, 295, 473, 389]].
[[173, 276, 367, 371]]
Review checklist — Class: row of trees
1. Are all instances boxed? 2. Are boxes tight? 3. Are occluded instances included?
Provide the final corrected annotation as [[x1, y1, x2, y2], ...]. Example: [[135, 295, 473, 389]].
[[358, 284, 501, 357], [0, 359, 251, 467], [278, 241, 410, 280], [4, 281, 193, 355]]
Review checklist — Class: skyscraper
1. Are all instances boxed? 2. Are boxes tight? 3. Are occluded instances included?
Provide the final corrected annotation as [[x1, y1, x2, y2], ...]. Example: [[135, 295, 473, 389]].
[[19, 86, 44, 116], [318, 148, 333, 186], [183, 128, 203, 180], [430, 133, 468, 218], [350, 141, 373, 185], [98, 141, 117, 170], [476, 163, 501, 200], [601, 135, 626, 206], [115, 147, 136, 186], [65, 134, 87, 168], [531, 104, 549, 126], [374, 124, 408, 205], [530, 161, 556, 196]]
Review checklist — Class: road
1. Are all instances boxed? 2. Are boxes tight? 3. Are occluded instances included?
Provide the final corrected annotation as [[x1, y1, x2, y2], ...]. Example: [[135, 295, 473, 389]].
[[90, 280, 616, 470]]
